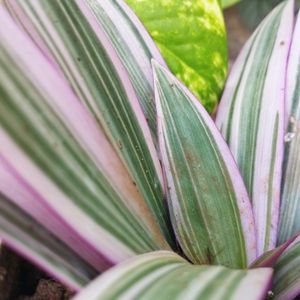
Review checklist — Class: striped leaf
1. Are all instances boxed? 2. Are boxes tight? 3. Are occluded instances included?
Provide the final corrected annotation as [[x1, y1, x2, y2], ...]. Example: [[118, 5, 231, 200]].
[[0, 156, 111, 272], [73, 251, 273, 300], [273, 235, 300, 300], [153, 61, 256, 268], [251, 233, 299, 268], [0, 192, 97, 290], [125, 0, 228, 113], [3, 0, 174, 247], [278, 10, 300, 245], [75, 0, 168, 142], [216, 0, 294, 255], [0, 7, 170, 274]]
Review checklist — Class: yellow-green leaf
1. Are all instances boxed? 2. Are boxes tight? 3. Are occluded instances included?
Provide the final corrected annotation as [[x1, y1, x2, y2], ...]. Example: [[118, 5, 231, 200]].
[[126, 0, 228, 113]]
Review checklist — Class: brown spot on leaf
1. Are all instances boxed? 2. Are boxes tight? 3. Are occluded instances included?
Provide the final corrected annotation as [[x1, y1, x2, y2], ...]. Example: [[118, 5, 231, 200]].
[[117, 140, 123, 150]]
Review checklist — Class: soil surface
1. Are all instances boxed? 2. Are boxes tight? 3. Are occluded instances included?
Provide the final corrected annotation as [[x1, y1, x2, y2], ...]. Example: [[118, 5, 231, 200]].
[[0, 247, 74, 300]]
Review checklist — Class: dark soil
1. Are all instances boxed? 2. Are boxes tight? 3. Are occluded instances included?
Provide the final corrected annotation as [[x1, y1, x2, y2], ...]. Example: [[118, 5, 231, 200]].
[[0, 246, 74, 300]]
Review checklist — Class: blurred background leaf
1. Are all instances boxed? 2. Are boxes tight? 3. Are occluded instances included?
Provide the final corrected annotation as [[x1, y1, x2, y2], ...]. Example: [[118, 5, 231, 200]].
[[238, 0, 283, 30], [221, 0, 241, 8], [126, 0, 228, 113]]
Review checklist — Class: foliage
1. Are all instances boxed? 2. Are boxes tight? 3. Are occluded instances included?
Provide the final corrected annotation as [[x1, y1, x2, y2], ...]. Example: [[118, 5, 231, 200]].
[[238, 0, 283, 30], [126, 0, 228, 113], [0, 0, 299, 299]]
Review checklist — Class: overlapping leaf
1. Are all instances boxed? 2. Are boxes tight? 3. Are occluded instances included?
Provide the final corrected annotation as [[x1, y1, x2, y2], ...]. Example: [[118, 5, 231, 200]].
[[153, 61, 256, 268], [64, 0, 167, 142], [0, 193, 96, 290], [3, 0, 174, 247], [216, 0, 294, 255], [273, 236, 300, 300], [0, 7, 170, 278], [73, 251, 273, 300], [0, 156, 111, 271], [126, 0, 228, 113], [251, 234, 299, 268], [278, 9, 300, 245]]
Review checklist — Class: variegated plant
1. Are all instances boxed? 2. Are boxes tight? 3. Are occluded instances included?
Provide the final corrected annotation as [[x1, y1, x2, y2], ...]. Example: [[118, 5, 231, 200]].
[[0, 0, 299, 299]]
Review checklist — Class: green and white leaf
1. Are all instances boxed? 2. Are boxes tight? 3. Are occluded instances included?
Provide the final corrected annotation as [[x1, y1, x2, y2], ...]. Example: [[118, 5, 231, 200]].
[[0, 155, 111, 271], [279, 10, 300, 245], [0, 193, 97, 290], [74, 251, 273, 300], [62, 0, 168, 143], [250, 234, 299, 268], [126, 0, 228, 113], [0, 7, 169, 271], [273, 236, 300, 300], [153, 61, 256, 268], [3, 0, 175, 247], [216, 0, 294, 255]]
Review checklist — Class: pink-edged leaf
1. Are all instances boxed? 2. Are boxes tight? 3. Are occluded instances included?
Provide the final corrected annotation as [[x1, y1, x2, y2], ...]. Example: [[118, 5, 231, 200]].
[[153, 60, 256, 268], [273, 235, 300, 300], [4, 0, 167, 142], [279, 9, 300, 245], [0, 192, 97, 290], [251, 233, 300, 268], [3, 0, 175, 246], [216, 0, 294, 255], [73, 251, 273, 300], [0, 7, 170, 279], [77, 0, 168, 141], [0, 156, 110, 271]]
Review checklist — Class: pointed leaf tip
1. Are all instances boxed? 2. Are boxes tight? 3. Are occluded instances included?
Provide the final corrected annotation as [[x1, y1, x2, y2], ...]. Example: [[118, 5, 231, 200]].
[[2, 0, 176, 248], [279, 5, 300, 245], [216, 0, 294, 255], [273, 235, 300, 300], [0, 6, 171, 279], [153, 62, 256, 268], [126, 0, 228, 113]]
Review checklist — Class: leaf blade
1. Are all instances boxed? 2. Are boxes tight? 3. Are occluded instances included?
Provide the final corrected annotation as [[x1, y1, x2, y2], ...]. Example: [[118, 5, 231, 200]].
[[250, 233, 300, 268], [75, 0, 167, 142], [0, 155, 111, 271], [216, 0, 294, 255], [3, 0, 175, 246], [0, 193, 97, 290], [0, 6, 170, 275], [125, 0, 228, 113], [273, 235, 300, 300], [73, 251, 273, 300], [153, 61, 256, 268], [279, 9, 300, 245]]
